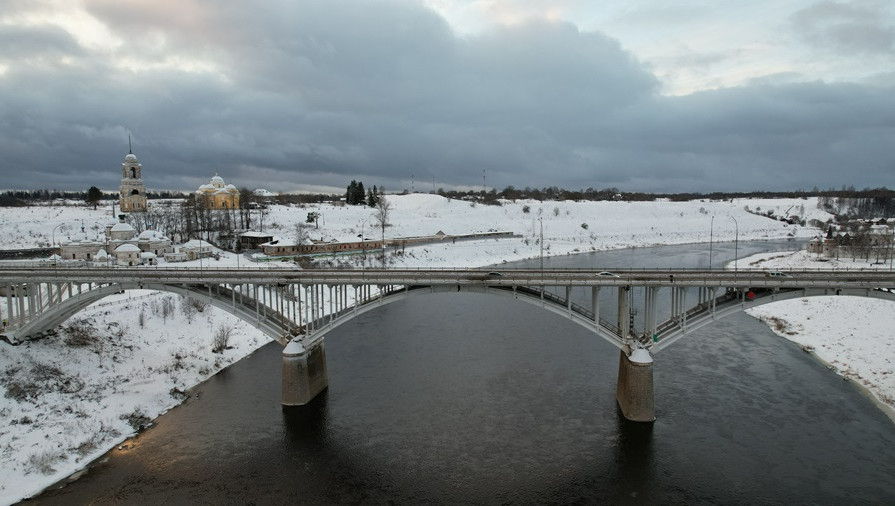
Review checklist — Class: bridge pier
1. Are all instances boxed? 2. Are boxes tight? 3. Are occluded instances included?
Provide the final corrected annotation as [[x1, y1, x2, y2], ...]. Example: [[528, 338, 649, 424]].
[[282, 338, 328, 406], [616, 347, 655, 422]]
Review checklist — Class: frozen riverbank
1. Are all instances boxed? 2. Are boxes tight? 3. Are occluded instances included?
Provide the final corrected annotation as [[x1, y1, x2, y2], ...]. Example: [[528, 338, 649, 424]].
[[738, 250, 895, 421]]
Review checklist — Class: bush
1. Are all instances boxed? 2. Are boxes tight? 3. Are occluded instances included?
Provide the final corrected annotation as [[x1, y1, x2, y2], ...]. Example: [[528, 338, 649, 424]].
[[212, 324, 234, 353], [4, 362, 84, 401], [522, 205, 530, 214], [27, 449, 67, 475], [120, 408, 152, 431], [64, 319, 98, 347]]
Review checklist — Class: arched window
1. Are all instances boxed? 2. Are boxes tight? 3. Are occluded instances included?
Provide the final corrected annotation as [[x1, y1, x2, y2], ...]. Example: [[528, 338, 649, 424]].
[[130, 167, 137, 178]]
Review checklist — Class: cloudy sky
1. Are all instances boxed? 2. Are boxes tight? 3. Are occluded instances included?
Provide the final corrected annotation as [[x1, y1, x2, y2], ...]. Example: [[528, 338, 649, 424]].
[[1, 0, 893, 194]]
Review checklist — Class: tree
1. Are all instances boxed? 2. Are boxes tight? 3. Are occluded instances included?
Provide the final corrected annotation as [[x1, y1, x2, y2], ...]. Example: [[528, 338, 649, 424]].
[[294, 222, 311, 245], [346, 180, 357, 204], [373, 190, 392, 241], [86, 186, 103, 209]]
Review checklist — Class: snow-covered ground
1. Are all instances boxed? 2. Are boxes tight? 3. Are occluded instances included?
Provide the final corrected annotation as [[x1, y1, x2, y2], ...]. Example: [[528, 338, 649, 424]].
[[736, 250, 895, 419], [0, 194, 869, 504]]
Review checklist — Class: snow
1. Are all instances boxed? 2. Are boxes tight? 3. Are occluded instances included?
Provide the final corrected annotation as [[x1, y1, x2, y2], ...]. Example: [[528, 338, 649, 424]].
[[629, 348, 654, 364], [2, 194, 890, 504], [734, 250, 895, 418]]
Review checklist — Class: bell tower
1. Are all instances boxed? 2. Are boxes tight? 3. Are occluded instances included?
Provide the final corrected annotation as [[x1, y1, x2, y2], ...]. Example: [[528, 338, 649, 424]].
[[118, 136, 147, 212]]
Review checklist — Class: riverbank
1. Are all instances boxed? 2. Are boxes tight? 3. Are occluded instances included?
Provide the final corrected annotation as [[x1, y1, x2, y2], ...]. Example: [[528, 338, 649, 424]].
[[736, 250, 895, 421], [0, 195, 843, 504]]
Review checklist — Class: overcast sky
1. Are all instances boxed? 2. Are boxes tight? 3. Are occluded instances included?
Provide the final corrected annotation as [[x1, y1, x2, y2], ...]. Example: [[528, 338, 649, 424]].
[[1, 0, 893, 194]]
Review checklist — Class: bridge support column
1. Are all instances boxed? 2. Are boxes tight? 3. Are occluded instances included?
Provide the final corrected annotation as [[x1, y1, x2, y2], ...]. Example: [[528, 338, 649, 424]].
[[282, 338, 328, 406], [616, 347, 655, 423]]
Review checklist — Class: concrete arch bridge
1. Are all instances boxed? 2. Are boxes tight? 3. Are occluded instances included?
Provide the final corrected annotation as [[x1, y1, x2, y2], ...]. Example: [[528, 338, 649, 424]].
[[1, 265, 892, 422]]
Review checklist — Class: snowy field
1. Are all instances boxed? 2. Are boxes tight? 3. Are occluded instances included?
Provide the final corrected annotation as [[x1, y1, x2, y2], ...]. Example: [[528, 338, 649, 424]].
[[2, 194, 881, 504]]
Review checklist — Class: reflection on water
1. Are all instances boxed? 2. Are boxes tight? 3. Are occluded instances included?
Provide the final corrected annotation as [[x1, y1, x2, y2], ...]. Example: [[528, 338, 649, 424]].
[[30, 240, 895, 504]]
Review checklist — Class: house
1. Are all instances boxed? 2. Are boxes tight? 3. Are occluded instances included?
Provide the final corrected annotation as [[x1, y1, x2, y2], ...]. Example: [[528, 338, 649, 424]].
[[240, 231, 274, 250], [59, 228, 104, 261], [180, 239, 215, 260], [114, 243, 141, 266], [137, 229, 174, 256]]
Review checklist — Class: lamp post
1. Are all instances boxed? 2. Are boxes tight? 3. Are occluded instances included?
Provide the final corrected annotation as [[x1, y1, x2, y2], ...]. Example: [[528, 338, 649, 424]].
[[708, 215, 714, 270], [51, 223, 65, 255], [358, 219, 369, 270], [538, 217, 544, 273], [94, 222, 111, 266], [729, 215, 739, 273]]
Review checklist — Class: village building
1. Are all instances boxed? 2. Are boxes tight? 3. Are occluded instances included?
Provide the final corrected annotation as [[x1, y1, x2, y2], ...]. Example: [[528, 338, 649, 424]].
[[240, 231, 275, 250], [179, 239, 215, 260], [118, 147, 147, 213], [137, 229, 174, 256], [197, 174, 240, 210], [58, 228, 105, 261], [114, 243, 141, 266]]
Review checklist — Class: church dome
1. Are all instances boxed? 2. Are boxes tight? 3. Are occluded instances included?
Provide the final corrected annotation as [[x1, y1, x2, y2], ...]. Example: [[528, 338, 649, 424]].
[[125, 153, 138, 162]]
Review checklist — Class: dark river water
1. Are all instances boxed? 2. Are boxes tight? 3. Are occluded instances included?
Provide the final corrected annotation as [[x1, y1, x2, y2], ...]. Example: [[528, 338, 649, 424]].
[[28, 241, 895, 504]]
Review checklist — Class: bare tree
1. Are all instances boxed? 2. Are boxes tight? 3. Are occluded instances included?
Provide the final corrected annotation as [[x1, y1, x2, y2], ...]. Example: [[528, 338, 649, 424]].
[[294, 222, 311, 246], [373, 191, 392, 241], [212, 324, 235, 353]]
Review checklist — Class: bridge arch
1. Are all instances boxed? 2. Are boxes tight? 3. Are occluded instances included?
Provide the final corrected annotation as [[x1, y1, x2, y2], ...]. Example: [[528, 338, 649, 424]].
[[11, 282, 295, 345], [651, 287, 895, 352], [298, 284, 627, 350]]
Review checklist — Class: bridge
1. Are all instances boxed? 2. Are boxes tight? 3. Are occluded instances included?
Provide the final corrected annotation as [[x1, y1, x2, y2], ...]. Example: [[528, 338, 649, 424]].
[[1, 265, 893, 422]]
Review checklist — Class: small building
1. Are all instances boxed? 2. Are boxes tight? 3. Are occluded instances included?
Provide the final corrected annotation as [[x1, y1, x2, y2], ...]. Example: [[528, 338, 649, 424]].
[[109, 216, 137, 242], [240, 231, 274, 250], [139, 251, 158, 266], [59, 230, 104, 261], [114, 243, 141, 266], [260, 238, 383, 256], [164, 251, 189, 263], [94, 249, 111, 266], [180, 239, 215, 260], [137, 229, 174, 256]]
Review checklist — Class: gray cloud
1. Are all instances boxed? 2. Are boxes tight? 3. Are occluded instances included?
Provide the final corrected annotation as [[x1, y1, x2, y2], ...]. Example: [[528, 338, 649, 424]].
[[0, 0, 892, 194], [792, 0, 895, 55]]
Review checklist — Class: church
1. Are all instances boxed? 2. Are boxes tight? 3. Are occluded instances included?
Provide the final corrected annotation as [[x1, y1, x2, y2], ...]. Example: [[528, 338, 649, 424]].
[[196, 174, 240, 209], [118, 147, 147, 212]]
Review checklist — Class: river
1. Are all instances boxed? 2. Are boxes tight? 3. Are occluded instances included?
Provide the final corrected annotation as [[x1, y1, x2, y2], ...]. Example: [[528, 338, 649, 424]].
[[28, 241, 895, 504]]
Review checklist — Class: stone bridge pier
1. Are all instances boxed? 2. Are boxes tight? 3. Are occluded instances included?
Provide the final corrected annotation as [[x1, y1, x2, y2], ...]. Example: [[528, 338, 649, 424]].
[[614, 285, 655, 422], [282, 338, 328, 405], [616, 346, 655, 422]]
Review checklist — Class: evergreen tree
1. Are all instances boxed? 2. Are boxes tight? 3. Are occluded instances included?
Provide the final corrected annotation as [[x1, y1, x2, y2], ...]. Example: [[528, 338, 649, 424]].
[[346, 180, 358, 205], [86, 186, 103, 209], [354, 181, 365, 206]]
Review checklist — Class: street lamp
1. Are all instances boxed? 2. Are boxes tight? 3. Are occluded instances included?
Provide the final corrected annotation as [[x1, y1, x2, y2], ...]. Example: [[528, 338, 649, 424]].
[[94, 222, 112, 266], [729, 215, 739, 273], [708, 215, 714, 270], [538, 217, 544, 273], [51, 223, 65, 254]]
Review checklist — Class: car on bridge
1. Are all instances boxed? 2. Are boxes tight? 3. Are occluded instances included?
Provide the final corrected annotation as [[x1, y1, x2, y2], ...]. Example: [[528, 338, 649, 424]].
[[597, 271, 618, 277], [765, 271, 791, 278]]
